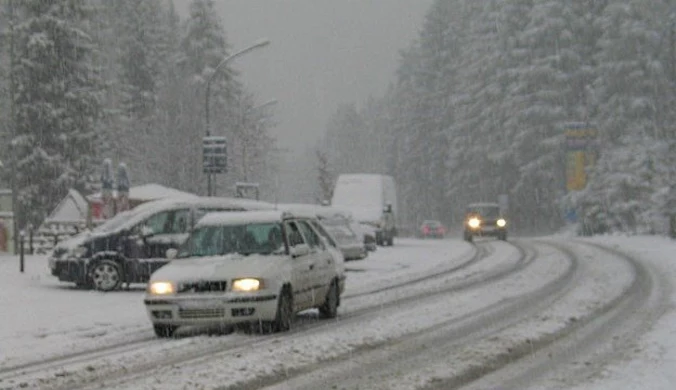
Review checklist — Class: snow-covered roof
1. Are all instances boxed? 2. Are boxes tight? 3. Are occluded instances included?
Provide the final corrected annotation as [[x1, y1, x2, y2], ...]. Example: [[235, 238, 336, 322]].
[[87, 183, 197, 202], [198, 210, 286, 227], [331, 174, 390, 221], [92, 197, 275, 233], [275, 203, 353, 220], [44, 189, 89, 224]]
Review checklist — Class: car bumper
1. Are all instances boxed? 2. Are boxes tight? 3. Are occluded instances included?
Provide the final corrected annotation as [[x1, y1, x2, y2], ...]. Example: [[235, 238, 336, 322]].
[[465, 226, 506, 236], [341, 246, 366, 260], [421, 233, 444, 238], [49, 258, 89, 284], [144, 293, 279, 326]]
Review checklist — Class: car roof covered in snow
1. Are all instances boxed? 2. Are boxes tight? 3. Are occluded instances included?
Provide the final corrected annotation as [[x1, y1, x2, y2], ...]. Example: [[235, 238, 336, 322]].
[[197, 210, 286, 226], [95, 196, 275, 232], [275, 203, 353, 220], [197, 208, 328, 227]]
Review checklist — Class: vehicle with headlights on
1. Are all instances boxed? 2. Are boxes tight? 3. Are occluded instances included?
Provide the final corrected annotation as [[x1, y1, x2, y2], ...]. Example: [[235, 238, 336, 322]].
[[463, 202, 507, 242], [144, 210, 346, 338]]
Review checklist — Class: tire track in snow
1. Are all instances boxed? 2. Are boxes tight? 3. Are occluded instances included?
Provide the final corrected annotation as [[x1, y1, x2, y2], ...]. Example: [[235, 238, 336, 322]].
[[225, 240, 577, 390], [58, 241, 533, 390], [449, 240, 671, 390], [0, 242, 482, 386]]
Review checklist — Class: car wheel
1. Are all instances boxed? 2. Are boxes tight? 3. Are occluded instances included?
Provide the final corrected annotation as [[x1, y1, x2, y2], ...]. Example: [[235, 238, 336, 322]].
[[464, 232, 473, 243], [90, 260, 122, 291], [272, 289, 293, 332], [319, 281, 339, 319], [153, 324, 177, 338], [499, 232, 508, 241]]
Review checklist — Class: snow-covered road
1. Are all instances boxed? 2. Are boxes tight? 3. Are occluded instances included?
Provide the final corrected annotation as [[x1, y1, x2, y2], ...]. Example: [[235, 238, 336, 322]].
[[1, 235, 675, 390]]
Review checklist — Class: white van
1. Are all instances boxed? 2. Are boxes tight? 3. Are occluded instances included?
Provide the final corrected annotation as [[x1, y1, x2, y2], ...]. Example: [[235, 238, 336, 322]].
[[330, 174, 397, 246]]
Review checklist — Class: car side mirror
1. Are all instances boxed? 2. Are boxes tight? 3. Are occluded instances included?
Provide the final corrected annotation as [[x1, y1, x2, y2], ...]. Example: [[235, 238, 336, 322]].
[[290, 243, 310, 258], [141, 225, 155, 238], [166, 248, 178, 259]]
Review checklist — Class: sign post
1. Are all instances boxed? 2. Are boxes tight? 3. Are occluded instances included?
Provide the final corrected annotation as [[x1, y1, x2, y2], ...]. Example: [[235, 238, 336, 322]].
[[563, 123, 599, 223], [203, 136, 228, 196]]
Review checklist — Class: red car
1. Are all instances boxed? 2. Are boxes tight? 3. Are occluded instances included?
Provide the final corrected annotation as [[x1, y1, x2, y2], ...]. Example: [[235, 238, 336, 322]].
[[420, 220, 446, 239]]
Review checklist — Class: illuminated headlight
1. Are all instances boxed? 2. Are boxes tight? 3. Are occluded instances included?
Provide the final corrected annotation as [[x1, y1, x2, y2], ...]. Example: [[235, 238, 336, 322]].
[[149, 281, 175, 295], [496, 219, 507, 227], [232, 278, 263, 292], [468, 218, 481, 229]]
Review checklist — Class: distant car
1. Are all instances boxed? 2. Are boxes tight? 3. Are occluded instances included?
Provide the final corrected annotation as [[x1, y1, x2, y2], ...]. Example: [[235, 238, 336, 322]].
[[144, 210, 346, 338], [322, 219, 368, 261], [276, 203, 376, 253], [463, 202, 507, 242], [420, 220, 446, 239]]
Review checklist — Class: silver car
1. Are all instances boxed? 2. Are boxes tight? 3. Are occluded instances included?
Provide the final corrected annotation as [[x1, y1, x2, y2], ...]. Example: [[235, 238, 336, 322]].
[[322, 219, 367, 261]]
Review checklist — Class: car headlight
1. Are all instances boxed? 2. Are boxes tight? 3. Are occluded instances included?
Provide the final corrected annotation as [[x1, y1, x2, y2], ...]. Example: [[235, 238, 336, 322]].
[[149, 281, 175, 295], [468, 217, 481, 229], [496, 218, 507, 227], [232, 278, 263, 292]]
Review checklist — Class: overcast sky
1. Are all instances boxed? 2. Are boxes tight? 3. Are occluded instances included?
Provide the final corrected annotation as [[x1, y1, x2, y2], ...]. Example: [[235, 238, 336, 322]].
[[174, 0, 433, 152]]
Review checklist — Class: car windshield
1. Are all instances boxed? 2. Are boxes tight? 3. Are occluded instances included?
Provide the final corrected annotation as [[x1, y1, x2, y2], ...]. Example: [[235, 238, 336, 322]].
[[422, 220, 442, 227], [320, 217, 351, 227], [325, 225, 357, 244], [177, 222, 284, 258], [466, 206, 500, 219], [92, 210, 136, 233]]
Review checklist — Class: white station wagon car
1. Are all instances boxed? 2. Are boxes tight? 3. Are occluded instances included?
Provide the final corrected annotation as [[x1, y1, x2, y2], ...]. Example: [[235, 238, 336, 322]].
[[144, 210, 346, 338]]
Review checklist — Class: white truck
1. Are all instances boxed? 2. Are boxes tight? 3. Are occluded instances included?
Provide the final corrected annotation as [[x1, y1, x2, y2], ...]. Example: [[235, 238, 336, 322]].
[[330, 174, 397, 246]]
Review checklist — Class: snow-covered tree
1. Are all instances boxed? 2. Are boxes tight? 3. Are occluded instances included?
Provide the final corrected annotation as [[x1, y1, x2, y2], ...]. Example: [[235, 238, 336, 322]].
[[11, 0, 102, 227], [573, 1, 676, 234], [175, 0, 242, 195]]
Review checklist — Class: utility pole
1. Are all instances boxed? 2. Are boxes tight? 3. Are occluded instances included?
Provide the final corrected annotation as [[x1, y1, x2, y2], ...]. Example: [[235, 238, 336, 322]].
[[8, 0, 19, 254], [204, 38, 270, 196]]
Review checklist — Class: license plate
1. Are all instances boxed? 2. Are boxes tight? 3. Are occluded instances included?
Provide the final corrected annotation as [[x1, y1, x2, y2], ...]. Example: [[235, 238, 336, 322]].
[[178, 299, 212, 309]]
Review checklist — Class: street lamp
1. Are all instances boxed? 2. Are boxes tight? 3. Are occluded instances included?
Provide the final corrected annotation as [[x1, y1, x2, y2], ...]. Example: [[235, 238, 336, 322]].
[[204, 38, 271, 196]]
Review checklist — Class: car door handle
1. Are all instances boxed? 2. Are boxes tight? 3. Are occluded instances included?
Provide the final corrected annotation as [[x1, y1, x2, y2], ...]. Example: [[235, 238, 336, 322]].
[[309, 264, 315, 270]]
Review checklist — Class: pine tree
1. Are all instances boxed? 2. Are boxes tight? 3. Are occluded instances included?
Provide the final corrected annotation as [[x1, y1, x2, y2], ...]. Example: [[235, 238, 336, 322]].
[[177, 0, 240, 195], [12, 0, 101, 227], [575, 0, 676, 234]]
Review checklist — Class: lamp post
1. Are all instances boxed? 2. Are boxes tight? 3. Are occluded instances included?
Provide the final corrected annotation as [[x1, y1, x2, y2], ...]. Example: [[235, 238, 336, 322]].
[[204, 38, 271, 196], [8, 0, 19, 255]]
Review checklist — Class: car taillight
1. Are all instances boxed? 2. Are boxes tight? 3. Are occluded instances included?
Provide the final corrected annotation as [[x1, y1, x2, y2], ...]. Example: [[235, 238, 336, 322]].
[[423, 226, 430, 234], [437, 227, 445, 234]]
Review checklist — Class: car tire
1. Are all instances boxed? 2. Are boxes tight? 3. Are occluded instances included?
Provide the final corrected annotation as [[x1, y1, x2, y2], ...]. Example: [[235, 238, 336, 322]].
[[499, 232, 508, 241], [90, 260, 122, 291], [464, 232, 473, 243], [319, 280, 339, 319], [272, 289, 293, 332], [153, 324, 177, 338]]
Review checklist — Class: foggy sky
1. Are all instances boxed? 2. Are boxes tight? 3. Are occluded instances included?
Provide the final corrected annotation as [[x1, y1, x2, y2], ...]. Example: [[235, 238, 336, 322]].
[[174, 0, 433, 153]]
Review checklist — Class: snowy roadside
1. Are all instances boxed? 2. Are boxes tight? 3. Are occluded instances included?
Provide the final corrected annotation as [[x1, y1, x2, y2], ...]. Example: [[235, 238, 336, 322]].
[[0, 238, 469, 368], [93, 239, 575, 389], [558, 235, 676, 390]]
